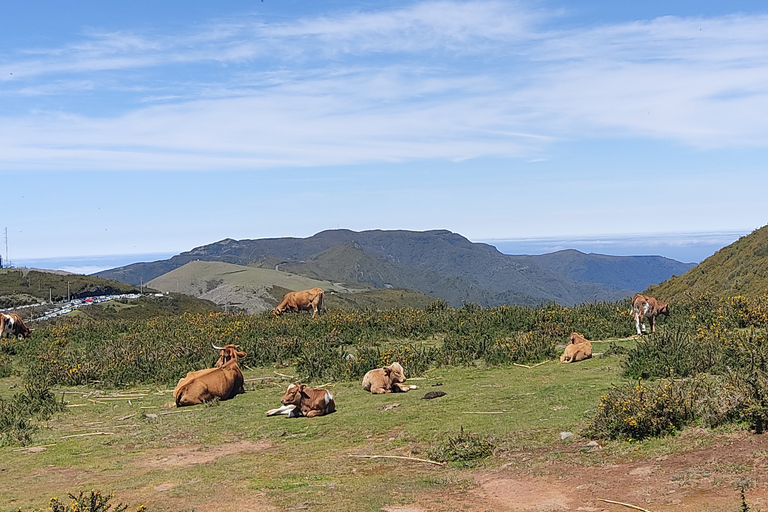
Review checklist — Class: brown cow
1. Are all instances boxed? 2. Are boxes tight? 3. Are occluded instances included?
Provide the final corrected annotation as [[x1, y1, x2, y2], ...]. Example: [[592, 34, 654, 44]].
[[362, 362, 419, 394], [0, 313, 31, 338], [265, 382, 336, 418], [632, 293, 670, 335], [174, 344, 246, 407], [272, 287, 324, 318], [560, 332, 593, 363]]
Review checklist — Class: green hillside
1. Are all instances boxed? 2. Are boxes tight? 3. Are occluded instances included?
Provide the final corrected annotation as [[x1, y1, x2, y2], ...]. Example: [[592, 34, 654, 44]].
[[97, 229, 695, 307], [646, 224, 768, 302], [0, 268, 138, 308], [146, 260, 435, 313]]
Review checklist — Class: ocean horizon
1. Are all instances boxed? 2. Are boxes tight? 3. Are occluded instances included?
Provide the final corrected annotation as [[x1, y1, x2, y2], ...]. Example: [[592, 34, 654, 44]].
[[11, 252, 177, 276]]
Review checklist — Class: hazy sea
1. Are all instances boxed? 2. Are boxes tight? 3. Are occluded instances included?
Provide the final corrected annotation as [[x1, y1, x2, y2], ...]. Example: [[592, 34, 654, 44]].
[[12, 253, 176, 275]]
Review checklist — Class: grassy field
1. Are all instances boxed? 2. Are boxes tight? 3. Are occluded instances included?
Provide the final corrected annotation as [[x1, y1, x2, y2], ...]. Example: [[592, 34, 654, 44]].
[[1, 351, 630, 512], [3, 296, 768, 511]]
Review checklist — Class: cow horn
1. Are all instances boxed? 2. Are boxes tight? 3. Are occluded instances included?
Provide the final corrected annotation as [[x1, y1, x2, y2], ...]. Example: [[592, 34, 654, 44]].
[[211, 343, 225, 350]]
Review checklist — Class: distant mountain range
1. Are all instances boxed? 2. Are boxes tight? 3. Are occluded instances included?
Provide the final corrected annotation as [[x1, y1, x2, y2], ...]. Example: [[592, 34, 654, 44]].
[[95, 229, 695, 308]]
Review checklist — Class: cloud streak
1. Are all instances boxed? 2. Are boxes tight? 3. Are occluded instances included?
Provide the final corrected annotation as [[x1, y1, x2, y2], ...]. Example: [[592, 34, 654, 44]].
[[2, 2, 768, 171]]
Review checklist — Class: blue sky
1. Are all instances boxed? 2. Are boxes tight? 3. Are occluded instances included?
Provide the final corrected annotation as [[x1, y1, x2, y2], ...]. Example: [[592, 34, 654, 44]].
[[3, 0, 767, 271]]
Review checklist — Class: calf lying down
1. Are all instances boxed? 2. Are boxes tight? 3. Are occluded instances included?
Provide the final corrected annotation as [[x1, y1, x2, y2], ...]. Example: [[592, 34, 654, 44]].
[[559, 332, 593, 363], [362, 362, 419, 394], [266, 382, 336, 418]]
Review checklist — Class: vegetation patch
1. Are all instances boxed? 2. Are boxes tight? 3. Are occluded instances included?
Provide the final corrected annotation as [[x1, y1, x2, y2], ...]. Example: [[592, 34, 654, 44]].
[[19, 490, 145, 512], [0, 383, 64, 446], [428, 426, 496, 467]]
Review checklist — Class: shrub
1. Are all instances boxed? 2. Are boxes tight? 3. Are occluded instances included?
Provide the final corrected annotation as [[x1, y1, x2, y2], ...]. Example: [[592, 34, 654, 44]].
[[428, 426, 496, 467], [0, 383, 64, 446], [20, 489, 145, 512], [483, 331, 557, 365], [622, 328, 722, 380], [584, 376, 700, 441]]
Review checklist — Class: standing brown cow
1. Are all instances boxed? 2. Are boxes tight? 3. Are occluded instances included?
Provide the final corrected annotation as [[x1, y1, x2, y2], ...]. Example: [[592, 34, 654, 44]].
[[272, 287, 324, 318], [0, 313, 31, 338], [632, 293, 670, 335]]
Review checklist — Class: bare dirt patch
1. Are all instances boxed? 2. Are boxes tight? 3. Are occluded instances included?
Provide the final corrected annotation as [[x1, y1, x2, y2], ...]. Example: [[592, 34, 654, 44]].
[[380, 431, 767, 512], [136, 439, 272, 468], [470, 432, 767, 512]]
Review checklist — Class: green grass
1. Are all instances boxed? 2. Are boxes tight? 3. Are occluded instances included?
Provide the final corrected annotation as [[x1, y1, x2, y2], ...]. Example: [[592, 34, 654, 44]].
[[0, 354, 627, 512]]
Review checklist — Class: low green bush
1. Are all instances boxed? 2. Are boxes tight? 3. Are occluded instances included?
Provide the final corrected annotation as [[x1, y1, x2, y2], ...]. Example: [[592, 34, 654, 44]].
[[428, 426, 496, 467], [0, 383, 64, 446], [19, 489, 145, 512]]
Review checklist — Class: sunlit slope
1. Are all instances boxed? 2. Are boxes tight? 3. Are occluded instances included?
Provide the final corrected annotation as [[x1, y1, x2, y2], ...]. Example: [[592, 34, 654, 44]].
[[646, 224, 768, 302], [146, 260, 364, 314]]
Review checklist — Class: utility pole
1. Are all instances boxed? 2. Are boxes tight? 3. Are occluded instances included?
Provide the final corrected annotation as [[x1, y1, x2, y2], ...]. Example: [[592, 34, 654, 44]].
[[4, 227, 7, 268], [67, 281, 70, 301]]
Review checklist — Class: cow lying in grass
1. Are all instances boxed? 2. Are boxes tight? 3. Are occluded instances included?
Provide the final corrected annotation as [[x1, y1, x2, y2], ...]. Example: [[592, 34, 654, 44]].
[[266, 383, 336, 418], [174, 344, 246, 407], [559, 332, 593, 363], [632, 293, 670, 335], [362, 362, 419, 394]]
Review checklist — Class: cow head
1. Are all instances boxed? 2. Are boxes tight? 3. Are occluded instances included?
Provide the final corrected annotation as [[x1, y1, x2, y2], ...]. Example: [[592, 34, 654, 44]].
[[271, 307, 284, 317], [280, 383, 307, 406], [384, 362, 407, 384], [568, 332, 588, 345], [658, 302, 670, 316], [212, 344, 247, 367]]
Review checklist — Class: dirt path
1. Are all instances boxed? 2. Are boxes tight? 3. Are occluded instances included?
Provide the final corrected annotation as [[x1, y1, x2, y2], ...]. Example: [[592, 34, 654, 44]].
[[388, 430, 768, 512]]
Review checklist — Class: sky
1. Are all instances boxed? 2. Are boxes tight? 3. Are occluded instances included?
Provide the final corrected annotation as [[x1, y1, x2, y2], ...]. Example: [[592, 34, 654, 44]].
[[2, 0, 767, 272]]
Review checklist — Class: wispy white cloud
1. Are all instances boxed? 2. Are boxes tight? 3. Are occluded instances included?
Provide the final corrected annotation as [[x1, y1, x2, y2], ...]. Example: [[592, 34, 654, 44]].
[[2, 1, 768, 171]]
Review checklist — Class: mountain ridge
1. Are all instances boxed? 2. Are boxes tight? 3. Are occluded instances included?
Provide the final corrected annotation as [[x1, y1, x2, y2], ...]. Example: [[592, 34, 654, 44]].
[[96, 229, 694, 307]]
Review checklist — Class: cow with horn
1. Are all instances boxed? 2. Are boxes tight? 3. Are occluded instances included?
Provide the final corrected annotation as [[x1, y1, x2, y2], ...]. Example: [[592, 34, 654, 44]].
[[174, 343, 247, 407]]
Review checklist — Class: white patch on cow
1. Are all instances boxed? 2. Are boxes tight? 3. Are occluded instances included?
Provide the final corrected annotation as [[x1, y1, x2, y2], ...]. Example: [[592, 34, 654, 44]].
[[324, 391, 333, 405], [266, 404, 296, 416], [0, 314, 13, 338]]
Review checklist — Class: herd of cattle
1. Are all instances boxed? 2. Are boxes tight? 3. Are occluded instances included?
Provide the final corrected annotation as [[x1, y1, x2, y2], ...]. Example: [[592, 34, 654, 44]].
[[171, 288, 672, 417], [0, 287, 670, 418]]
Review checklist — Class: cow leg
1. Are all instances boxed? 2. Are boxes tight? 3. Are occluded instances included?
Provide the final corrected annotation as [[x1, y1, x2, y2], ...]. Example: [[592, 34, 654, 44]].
[[266, 404, 296, 416], [650, 315, 656, 333], [394, 383, 418, 392], [634, 313, 644, 335]]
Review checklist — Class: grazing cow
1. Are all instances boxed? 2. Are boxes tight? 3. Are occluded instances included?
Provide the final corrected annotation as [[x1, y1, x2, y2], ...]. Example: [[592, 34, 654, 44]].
[[272, 287, 324, 318], [362, 362, 419, 394], [560, 332, 593, 363], [0, 313, 31, 338], [632, 293, 670, 335], [265, 383, 336, 418], [174, 344, 246, 407]]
